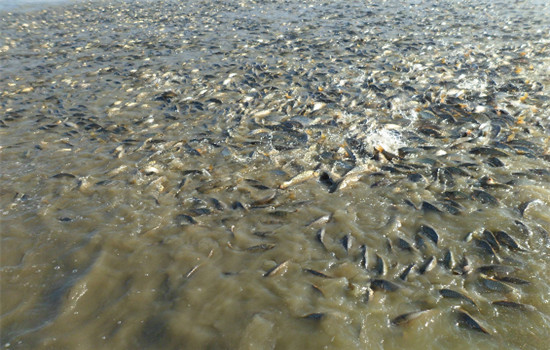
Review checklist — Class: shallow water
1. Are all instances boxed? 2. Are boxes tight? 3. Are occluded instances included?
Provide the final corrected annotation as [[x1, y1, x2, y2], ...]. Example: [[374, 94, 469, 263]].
[[1, 0, 550, 349]]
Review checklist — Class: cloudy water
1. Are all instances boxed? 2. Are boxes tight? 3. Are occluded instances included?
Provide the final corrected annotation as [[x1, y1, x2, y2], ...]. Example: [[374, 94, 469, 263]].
[[1, 0, 550, 349]]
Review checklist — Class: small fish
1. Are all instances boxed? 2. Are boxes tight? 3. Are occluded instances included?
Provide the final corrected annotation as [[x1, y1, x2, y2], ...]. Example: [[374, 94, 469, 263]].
[[492, 300, 536, 311], [476, 264, 516, 275], [374, 254, 386, 276], [419, 225, 439, 245], [52, 173, 76, 179], [264, 260, 289, 277], [251, 192, 277, 206], [360, 244, 368, 269], [302, 313, 325, 321], [472, 190, 499, 205], [371, 279, 400, 292], [319, 171, 336, 189], [341, 234, 353, 253], [246, 244, 276, 253], [231, 201, 247, 210], [397, 238, 414, 252], [421, 201, 443, 213], [305, 269, 330, 278], [479, 277, 514, 293], [453, 255, 471, 275], [307, 214, 332, 227], [439, 289, 477, 307], [492, 276, 530, 285], [364, 288, 374, 303], [175, 214, 197, 225], [495, 231, 523, 251], [482, 230, 500, 252], [280, 170, 318, 189], [474, 239, 497, 256], [418, 256, 437, 274], [456, 309, 489, 334], [398, 263, 415, 281], [441, 249, 454, 269], [392, 310, 431, 326]]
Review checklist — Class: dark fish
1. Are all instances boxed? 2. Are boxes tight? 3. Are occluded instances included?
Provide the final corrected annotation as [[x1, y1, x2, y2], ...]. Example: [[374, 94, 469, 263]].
[[513, 220, 531, 236], [371, 279, 400, 292], [441, 249, 454, 269], [391, 310, 430, 326], [187, 208, 211, 216], [246, 244, 275, 253], [486, 156, 504, 167], [407, 173, 425, 182], [341, 234, 353, 253], [404, 199, 418, 209], [456, 309, 489, 334], [414, 234, 426, 250], [474, 239, 497, 256], [476, 265, 516, 275], [479, 277, 513, 293], [58, 217, 73, 222], [319, 171, 336, 189], [417, 256, 436, 274], [302, 313, 325, 321], [472, 190, 499, 205], [209, 198, 226, 211], [470, 146, 509, 157], [439, 289, 477, 307], [175, 214, 197, 225], [374, 254, 386, 276], [316, 227, 327, 249], [482, 230, 500, 252], [305, 269, 330, 278], [360, 244, 368, 269], [419, 225, 439, 245], [495, 231, 522, 251], [493, 276, 530, 285], [441, 202, 461, 215], [397, 238, 414, 252], [231, 201, 247, 210], [52, 173, 76, 179], [492, 300, 536, 311], [421, 201, 443, 213], [399, 263, 415, 281]]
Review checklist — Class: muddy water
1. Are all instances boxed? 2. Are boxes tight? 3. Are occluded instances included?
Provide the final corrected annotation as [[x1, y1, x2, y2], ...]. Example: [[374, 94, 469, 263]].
[[1, 0, 550, 349]]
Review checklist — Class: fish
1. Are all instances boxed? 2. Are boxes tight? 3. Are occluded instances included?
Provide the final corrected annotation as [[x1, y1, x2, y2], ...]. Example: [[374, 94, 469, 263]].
[[479, 277, 514, 293], [398, 263, 415, 281], [302, 313, 325, 321], [419, 225, 439, 245], [492, 301, 536, 311], [391, 310, 431, 326], [264, 261, 289, 277], [417, 256, 437, 274], [280, 170, 318, 189], [371, 279, 400, 292], [305, 269, 331, 278], [307, 214, 332, 227], [455, 309, 489, 334], [439, 289, 477, 307]]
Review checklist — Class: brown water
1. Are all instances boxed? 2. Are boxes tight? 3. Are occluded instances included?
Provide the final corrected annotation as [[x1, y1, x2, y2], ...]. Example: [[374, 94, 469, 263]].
[[1, 0, 550, 349]]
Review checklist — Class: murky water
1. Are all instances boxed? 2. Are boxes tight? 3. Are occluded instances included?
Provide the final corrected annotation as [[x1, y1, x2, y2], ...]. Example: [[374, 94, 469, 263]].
[[1, 0, 550, 349]]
